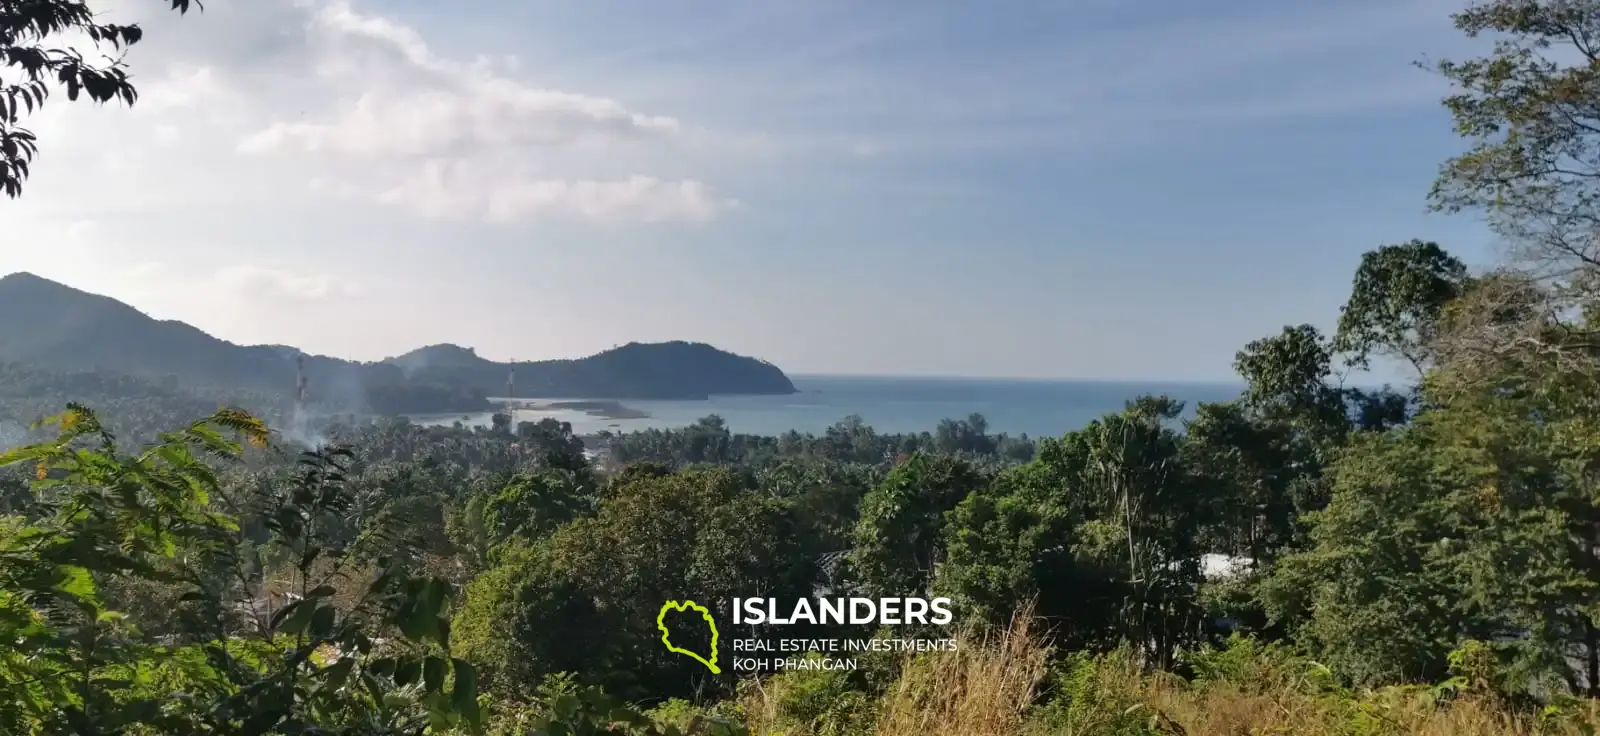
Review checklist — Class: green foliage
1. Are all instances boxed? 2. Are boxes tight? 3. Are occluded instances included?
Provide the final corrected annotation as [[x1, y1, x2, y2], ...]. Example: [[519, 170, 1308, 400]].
[[513, 418, 592, 474], [0, 360, 286, 448], [482, 675, 746, 736], [1334, 240, 1468, 374], [850, 453, 984, 597], [940, 474, 1073, 624], [1423, 0, 1600, 384], [1, 0, 201, 198], [396, 340, 796, 400], [1184, 635, 1337, 696], [1262, 399, 1591, 692], [747, 655, 879, 735], [1027, 649, 1169, 736], [1431, 0, 1600, 224], [544, 467, 817, 701], [1234, 325, 1350, 447], [1181, 400, 1301, 560], [452, 542, 606, 695], [0, 404, 484, 734], [647, 698, 748, 735], [608, 413, 1032, 472], [481, 470, 591, 547], [755, 458, 877, 554]]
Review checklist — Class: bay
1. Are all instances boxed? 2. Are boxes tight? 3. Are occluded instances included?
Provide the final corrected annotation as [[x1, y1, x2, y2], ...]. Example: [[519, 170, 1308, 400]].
[[410, 374, 1245, 438]]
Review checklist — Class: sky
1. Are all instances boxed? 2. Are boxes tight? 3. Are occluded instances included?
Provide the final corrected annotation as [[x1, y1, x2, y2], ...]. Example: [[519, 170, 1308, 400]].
[[1, 0, 1497, 382]]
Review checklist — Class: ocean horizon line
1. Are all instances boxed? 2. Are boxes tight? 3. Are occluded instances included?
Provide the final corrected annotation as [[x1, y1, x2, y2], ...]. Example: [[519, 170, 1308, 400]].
[[788, 373, 1247, 387]]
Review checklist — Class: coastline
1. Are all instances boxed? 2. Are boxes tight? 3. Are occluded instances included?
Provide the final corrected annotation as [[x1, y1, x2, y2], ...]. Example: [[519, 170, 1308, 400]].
[[497, 398, 652, 421], [402, 377, 1247, 438]]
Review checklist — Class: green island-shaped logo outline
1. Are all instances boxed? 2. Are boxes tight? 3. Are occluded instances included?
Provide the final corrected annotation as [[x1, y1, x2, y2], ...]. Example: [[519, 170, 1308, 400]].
[[657, 599, 721, 674]]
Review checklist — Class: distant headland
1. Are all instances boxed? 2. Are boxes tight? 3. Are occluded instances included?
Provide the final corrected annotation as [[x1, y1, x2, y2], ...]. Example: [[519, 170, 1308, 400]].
[[0, 272, 798, 415]]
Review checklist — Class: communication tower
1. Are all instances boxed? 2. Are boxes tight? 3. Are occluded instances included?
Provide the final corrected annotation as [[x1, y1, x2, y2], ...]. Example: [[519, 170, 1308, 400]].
[[506, 358, 515, 403], [292, 354, 310, 443], [295, 355, 308, 409]]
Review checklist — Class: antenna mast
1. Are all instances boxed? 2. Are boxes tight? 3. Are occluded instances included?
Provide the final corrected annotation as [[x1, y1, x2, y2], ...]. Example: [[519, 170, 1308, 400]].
[[295, 354, 308, 407], [292, 354, 310, 443]]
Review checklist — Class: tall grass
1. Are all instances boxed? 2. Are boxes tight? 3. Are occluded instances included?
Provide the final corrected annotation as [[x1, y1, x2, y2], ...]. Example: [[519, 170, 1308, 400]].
[[737, 610, 1600, 735], [874, 610, 1049, 736], [739, 609, 1048, 736]]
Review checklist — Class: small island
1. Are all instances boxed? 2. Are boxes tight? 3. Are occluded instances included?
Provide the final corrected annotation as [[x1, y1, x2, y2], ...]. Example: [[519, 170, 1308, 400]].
[[384, 340, 796, 403]]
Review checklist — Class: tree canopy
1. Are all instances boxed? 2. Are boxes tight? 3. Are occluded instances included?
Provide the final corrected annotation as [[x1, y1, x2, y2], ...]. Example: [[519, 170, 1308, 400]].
[[1, 1, 200, 198]]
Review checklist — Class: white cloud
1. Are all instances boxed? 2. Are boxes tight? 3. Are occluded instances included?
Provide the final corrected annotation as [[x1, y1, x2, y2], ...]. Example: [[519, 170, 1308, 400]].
[[107, 262, 358, 304], [211, 264, 359, 301], [137, 66, 224, 112], [20, 0, 728, 226], [238, 4, 681, 157], [340, 161, 734, 223], [213, 1, 714, 223]]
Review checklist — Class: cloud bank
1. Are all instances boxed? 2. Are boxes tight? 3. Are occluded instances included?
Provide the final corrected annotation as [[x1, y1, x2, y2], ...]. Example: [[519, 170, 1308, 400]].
[[33, 0, 733, 225]]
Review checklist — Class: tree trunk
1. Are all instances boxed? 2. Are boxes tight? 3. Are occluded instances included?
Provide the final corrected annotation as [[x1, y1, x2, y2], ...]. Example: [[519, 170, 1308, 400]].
[[1586, 617, 1598, 697], [1589, 534, 1599, 696]]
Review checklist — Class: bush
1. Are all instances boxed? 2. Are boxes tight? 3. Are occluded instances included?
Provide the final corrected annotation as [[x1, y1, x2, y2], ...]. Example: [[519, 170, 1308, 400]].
[[739, 654, 878, 735]]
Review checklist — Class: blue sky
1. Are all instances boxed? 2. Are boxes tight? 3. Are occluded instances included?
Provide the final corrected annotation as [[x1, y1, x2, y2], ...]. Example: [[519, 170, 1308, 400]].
[[3, 0, 1491, 382]]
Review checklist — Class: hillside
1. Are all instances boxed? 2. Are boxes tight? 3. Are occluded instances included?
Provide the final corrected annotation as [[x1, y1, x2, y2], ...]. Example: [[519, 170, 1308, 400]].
[[385, 340, 796, 400], [0, 272, 797, 412]]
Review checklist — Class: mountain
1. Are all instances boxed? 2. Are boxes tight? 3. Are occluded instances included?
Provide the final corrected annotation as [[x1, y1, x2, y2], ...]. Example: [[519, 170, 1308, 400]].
[[0, 272, 797, 412], [385, 340, 796, 400], [0, 271, 343, 390]]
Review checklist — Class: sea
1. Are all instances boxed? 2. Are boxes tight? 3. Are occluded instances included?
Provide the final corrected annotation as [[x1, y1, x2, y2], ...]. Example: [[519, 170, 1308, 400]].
[[409, 375, 1246, 439]]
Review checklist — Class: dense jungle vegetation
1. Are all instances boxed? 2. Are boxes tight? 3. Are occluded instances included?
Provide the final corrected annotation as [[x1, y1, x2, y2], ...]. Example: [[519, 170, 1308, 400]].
[[14, 0, 1600, 733]]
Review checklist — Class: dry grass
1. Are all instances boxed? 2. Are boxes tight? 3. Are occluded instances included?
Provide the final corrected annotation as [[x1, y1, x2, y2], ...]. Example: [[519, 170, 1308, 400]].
[[738, 609, 1049, 736], [873, 610, 1050, 736], [738, 610, 1600, 736], [1144, 681, 1600, 735], [1033, 642, 1600, 736]]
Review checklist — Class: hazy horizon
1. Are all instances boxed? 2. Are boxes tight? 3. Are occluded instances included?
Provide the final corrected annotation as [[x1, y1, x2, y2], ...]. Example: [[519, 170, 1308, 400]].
[[5, 0, 1471, 386], [2, 268, 1404, 384]]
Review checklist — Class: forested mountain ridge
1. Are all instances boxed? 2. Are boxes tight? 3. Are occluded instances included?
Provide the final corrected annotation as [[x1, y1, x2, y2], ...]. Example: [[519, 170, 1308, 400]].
[[0, 272, 797, 410], [384, 340, 796, 399]]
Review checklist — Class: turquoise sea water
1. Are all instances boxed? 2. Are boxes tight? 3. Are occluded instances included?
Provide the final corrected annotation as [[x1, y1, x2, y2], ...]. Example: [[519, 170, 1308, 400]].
[[414, 375, 1246, 438]]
